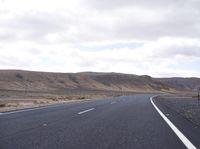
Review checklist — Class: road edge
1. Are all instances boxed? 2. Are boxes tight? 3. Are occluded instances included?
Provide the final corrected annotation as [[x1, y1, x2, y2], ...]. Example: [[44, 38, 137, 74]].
[[150, 95, 197, 149]]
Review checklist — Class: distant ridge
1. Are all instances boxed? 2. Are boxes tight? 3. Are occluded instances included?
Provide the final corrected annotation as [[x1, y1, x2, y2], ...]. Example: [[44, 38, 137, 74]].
[[0, 70, 199, 93], [156, 77, 200, 91]]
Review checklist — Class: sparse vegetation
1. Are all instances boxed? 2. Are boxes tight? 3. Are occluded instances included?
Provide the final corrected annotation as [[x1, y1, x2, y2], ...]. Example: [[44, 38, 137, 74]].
[[15, 73, 24, 79], [78, 97, 86, 99], [0, 103, 6, 107], [59, 80, 65, 84], [0, 70, 199, 112]]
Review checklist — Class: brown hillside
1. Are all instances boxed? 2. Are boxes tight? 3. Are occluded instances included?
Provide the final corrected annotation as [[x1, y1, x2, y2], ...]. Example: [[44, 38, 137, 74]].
[[0, 70, 167, 92], [0, 70, 199, 93]]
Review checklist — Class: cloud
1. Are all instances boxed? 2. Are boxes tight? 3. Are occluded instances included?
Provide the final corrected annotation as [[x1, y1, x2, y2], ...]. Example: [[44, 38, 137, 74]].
[[0, 37, 200, 77], [84, 0, 178, 10], [0, 0, 200, 77], [0, 11, 73, 43], [1, 0, 200, 43], [143, 37, 200, 58]]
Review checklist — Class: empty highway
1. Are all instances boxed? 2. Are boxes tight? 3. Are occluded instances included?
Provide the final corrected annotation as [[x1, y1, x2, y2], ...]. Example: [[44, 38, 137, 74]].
[[0, 94, 199, 149]]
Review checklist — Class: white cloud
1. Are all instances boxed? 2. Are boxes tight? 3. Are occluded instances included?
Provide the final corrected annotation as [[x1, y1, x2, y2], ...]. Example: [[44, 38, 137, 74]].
[[0, 37, 200, 77], [1, 0, 200, 43], [0, 0, 200, 77]]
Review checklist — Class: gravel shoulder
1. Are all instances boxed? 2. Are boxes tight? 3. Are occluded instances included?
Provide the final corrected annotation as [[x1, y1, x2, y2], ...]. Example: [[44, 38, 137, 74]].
[[156, 95, 200, 127]]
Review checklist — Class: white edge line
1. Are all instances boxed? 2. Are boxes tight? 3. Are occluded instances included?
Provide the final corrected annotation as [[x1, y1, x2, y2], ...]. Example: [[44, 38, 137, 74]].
[[78, 108, 95, 115], [0, 107, 48, 115], [150, 96, 197, 149], [0, 103, 73, 115]]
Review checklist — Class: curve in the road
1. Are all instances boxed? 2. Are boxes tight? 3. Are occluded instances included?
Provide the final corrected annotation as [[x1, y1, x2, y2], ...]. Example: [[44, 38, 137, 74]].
[[151, 96, 197, 149]]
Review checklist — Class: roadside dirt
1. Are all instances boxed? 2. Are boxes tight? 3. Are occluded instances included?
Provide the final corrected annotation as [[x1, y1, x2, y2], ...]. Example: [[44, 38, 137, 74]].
[[0, 89, 135, 112], [156, 95, 200, 126]]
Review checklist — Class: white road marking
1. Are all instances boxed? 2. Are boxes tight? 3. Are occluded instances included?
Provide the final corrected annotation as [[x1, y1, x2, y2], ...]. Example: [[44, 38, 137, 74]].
[[111, 102, 117, 104], [0, 113, 3, 115], [0, 107, 46, 115], [150, 96, 197, 149], [0, 103, 72, 116], [78, 108, 95, 115], [43, 123, 47, 127]]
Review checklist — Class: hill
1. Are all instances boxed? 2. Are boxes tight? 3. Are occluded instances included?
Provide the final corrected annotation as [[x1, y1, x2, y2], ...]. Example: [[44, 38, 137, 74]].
[[0, 70, 177, 93], [157, 78, 200, 91], [1, 70, 200, 112]]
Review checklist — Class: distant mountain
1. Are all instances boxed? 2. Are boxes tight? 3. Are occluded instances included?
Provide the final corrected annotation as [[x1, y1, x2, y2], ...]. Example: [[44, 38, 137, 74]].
[[0, 70, 199, 93], [157, 78, 200, 91]]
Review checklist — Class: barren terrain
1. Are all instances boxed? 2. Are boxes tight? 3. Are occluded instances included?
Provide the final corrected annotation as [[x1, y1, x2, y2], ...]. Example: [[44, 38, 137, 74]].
[[156, 95, 200, 126], [0, 70, 199, 112]]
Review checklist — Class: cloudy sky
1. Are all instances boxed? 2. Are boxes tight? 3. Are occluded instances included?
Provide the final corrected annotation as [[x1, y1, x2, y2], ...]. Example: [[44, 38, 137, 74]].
[[0, 0, 200, 77]]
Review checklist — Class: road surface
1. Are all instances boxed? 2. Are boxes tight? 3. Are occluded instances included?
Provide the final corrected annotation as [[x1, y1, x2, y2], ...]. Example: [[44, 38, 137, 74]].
[[0, 94, 199, 149]]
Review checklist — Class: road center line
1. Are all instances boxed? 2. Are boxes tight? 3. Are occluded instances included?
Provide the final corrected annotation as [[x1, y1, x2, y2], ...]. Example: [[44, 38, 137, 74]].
[[78, 108, 95, 115], [150, 96, 197, 149], [111, 102, 117, 104]]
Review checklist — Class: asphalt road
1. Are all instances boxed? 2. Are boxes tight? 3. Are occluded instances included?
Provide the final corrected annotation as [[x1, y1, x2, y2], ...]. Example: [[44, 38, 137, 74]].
[[0, 94, 199, 149]]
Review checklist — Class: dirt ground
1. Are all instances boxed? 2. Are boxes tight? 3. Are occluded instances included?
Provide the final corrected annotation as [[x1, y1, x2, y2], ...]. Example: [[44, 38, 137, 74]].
[[0, 89, 136, 112], [156, 95, 200, 126]]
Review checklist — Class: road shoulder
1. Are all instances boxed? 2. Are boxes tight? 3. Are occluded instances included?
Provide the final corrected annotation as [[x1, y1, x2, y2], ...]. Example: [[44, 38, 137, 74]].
[[153, 96, 200, 148]]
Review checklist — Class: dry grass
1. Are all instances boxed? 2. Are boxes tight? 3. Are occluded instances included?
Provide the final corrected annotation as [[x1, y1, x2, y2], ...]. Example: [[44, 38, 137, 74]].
[[0, 89, 136, 112]]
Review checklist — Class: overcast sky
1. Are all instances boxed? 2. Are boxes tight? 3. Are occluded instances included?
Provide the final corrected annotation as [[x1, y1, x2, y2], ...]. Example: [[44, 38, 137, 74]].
[[0, 0, 200, 77]]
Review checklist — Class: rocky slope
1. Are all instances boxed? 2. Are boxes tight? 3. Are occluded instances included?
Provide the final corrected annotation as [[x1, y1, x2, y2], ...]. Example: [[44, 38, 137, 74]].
[[0, 70, 199, 93]]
